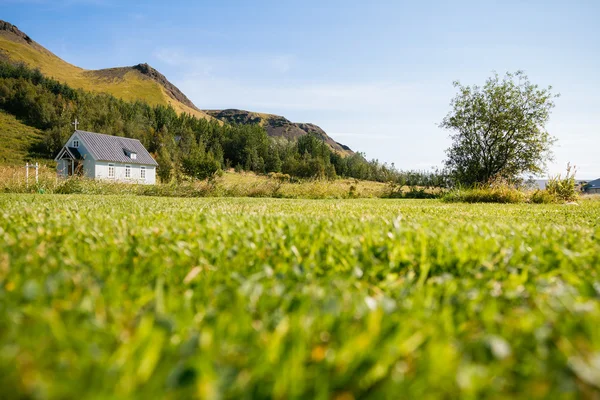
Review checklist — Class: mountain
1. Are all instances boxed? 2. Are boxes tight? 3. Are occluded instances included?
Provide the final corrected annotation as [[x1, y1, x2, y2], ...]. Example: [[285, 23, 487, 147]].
[[0, 20, 352, 156], [0, 20, 212, 121], [205, 109, 353, 155]]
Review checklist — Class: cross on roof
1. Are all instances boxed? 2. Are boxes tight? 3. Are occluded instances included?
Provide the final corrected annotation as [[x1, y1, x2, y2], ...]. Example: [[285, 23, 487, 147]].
[[72, 118, 79, 131]]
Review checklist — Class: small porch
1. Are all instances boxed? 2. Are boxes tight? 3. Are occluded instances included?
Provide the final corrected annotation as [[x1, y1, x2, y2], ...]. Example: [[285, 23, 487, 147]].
[[55, 147, 83, 177]]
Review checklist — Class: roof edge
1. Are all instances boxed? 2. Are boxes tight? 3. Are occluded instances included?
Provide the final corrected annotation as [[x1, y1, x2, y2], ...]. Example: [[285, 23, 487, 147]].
[[96, 159, 158, 166], [54, 146, 78, 161]]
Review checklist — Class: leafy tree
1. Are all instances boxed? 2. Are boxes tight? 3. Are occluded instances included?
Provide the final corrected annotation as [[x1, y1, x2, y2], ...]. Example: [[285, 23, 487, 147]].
[[181, 144, 221, 180], [440, 71, 558, 186], [264, 145, 282, 172], [155, 146, 174, 183]]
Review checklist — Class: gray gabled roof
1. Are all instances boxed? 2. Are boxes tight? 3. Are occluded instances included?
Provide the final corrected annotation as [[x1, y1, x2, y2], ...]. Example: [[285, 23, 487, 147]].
[[75, 130, 158, 166], [585, 178, 600, 189]]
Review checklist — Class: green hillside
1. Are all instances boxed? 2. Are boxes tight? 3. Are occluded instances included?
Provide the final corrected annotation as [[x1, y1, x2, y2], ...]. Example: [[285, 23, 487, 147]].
[[0, 21, 213, 121], [0, 110, 46, 165]]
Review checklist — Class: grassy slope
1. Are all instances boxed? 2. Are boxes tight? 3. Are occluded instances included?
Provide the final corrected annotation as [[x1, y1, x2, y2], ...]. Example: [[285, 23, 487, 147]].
[[1, 195, 599, 398], [0, 35, 212, 121], [0, 110, 47, 165]]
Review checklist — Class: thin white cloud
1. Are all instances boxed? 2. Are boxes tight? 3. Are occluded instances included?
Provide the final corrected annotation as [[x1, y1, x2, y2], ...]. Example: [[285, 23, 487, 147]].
[[154, 48, 188, 67], [177, 76, 449, 114], [153, 48, 296, 77], [129, 13, 146, 21], [270, 55, 294, 73]]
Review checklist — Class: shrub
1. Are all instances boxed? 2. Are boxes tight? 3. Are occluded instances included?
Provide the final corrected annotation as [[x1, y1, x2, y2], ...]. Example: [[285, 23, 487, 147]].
[[268, 172, 291, 182], [348, 184, 357, 198], [530, 190, 558, 204], [387, 185, 441, 199], [546, 164, 578, 202], [181, 153, 221, 180]]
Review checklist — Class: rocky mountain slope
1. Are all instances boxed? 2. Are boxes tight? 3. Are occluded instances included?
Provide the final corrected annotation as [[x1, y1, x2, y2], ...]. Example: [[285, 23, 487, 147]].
[[205, 109, 352, 155]]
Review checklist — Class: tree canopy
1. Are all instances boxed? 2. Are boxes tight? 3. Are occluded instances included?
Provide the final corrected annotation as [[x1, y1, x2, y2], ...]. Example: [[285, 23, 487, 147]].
[[440, 71, 558, 186]]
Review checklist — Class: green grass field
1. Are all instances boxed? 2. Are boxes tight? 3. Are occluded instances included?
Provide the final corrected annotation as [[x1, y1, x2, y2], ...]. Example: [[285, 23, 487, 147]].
[[1, 195, 599, 399]]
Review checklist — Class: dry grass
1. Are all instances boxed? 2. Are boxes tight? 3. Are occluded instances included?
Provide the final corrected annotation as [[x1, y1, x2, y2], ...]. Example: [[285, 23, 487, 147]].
[[0, 164, 58, 192], [442, 185, 528, 203], [6, 167, 580, 204], [214, 171, 390, 198], [0, 166, 393, 199], [442, 183, 584, 204]]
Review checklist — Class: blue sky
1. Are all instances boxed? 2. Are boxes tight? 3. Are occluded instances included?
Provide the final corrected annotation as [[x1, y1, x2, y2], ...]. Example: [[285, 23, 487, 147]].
[[2, 0, 599, 177]]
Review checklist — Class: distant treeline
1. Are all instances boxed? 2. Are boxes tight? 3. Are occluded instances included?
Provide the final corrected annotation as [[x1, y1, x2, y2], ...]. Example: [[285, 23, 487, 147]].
[[0, 61, 447, 185]]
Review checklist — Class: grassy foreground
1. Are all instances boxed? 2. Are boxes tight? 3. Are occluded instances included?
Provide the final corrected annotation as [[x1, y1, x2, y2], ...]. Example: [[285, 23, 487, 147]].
[[1, 195, 599, 399]]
